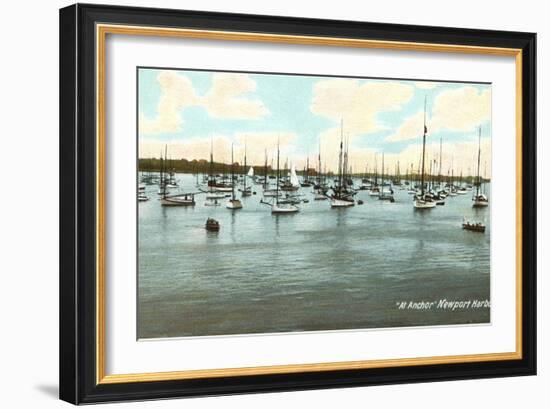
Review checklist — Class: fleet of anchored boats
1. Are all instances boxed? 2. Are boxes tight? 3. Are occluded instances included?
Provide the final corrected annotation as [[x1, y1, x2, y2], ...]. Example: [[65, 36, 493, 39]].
[[139, 100, 489, 232]]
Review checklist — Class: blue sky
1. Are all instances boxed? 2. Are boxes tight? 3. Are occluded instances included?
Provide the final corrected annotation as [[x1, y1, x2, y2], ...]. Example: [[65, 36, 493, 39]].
[[138, 68, 492, 176]]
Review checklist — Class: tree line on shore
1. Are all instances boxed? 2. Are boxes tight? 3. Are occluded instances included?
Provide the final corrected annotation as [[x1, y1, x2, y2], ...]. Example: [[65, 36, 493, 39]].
[[138, 157, 489, 183]]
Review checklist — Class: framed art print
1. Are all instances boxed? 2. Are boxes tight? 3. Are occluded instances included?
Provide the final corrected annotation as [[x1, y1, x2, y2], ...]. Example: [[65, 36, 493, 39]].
[[59, 4, 536, 404]]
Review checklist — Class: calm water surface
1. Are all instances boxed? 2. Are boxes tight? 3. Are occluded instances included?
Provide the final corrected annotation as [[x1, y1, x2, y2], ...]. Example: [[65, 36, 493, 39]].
[[138, 173, 490, 339]]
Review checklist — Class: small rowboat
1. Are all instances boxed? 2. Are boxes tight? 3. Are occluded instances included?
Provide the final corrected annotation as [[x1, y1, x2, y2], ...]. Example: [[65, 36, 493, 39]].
[[462, 218, 485, 233], [205, 218, 220, 231]]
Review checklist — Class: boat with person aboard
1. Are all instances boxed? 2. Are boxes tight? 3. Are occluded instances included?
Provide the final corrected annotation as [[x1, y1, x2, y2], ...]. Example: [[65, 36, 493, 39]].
[[462, 218, 486, 233]]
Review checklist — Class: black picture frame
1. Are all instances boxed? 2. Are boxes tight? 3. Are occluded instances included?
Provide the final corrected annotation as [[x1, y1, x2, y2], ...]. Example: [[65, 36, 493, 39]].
[[60, 3, 536, 404]]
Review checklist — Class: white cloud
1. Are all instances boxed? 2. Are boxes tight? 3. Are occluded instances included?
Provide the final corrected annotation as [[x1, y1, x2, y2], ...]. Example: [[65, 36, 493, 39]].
[[139, 71, 198, 134], [310, 79, 414, 136], [386, 86, 491, 142], [431, 86, 491, 132], [139, 71, 268, 135], [203, 74, 268, 119], [386, 111, 425, 142]]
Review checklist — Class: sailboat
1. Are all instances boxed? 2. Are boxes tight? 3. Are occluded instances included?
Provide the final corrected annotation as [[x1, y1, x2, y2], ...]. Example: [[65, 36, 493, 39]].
[[392, 161, 401, 186], [261, 139, 299, 213], [204, 138, 233, 194], [239, 142, 253, 197], [456, 170, 468, 195], [290, 164, 300, 189], [379, 153, 395, 202], [163, 156, 179, 188], [360, 164, 371, 190], [156, 150, 176, 195], [159, 146, 196, 206], [301, 157, 313, 187], [472, 127, 489, 207], [279, 159, 300, 192], [413, 98, 436, 209], [407, 163, 416, 194], [330, 120, 355, 207], [436, 135, 448, 200], [204, 139, 227, 201], [369, 154, 381, 196], [313, 141, 328, 200], [262, 150, 279, 198], [226, 144, 243, 209]]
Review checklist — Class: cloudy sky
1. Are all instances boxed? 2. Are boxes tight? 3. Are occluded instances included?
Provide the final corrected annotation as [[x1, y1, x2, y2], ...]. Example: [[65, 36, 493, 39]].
[[138, 68, 491, 177]]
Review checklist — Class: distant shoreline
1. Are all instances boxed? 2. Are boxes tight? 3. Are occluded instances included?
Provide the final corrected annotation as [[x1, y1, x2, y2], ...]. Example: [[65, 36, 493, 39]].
[[137, 159, 489, 182]]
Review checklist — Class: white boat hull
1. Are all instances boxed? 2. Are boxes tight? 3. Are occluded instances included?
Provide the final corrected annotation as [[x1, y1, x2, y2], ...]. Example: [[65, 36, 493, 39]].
[[413, 198, 436, 209], [330, 198, 355, 207], [226, 199, 243, 209], [472, 194, 489, 207], [206, 192, 226, 199], [160, 197, 195, 206], [272, 204, 299, 214], [213, 186, 233, 192]]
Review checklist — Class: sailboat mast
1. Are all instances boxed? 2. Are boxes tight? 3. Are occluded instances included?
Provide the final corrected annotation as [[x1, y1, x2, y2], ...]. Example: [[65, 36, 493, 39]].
[[209, 138, 214, 192], [318, 139, 322, 186], [374, 154, 378, 186], [276, 139, 280, 204], [163, 145, 168, 199], [244, 141, 247, 193], [263, 149, 268, 190], [476, 126, 481, 197], [439, 135, 443, 186], [338, 119, 344, 194], [421, 97, 427, 196], [159, 149, 164, 197], [381, 153, 385, 187], [397, 161, 400, 182], [231, 144, 235, 200]]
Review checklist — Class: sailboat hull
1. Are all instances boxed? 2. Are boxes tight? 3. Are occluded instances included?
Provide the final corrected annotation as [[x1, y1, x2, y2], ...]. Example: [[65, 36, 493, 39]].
[[473, 200, 489, 207], [272, 204, 299, 214], [160, 197, 195, 206], [472, 193, 489, 207], [213, 186, 233, 192], [413, 199, 436, 209], [330, 198, 355, 207], [226, 199, 243, 209]]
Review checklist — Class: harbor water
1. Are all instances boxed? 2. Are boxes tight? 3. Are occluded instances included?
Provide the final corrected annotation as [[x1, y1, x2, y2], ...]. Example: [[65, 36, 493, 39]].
[[138, 173, 490, 339]]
